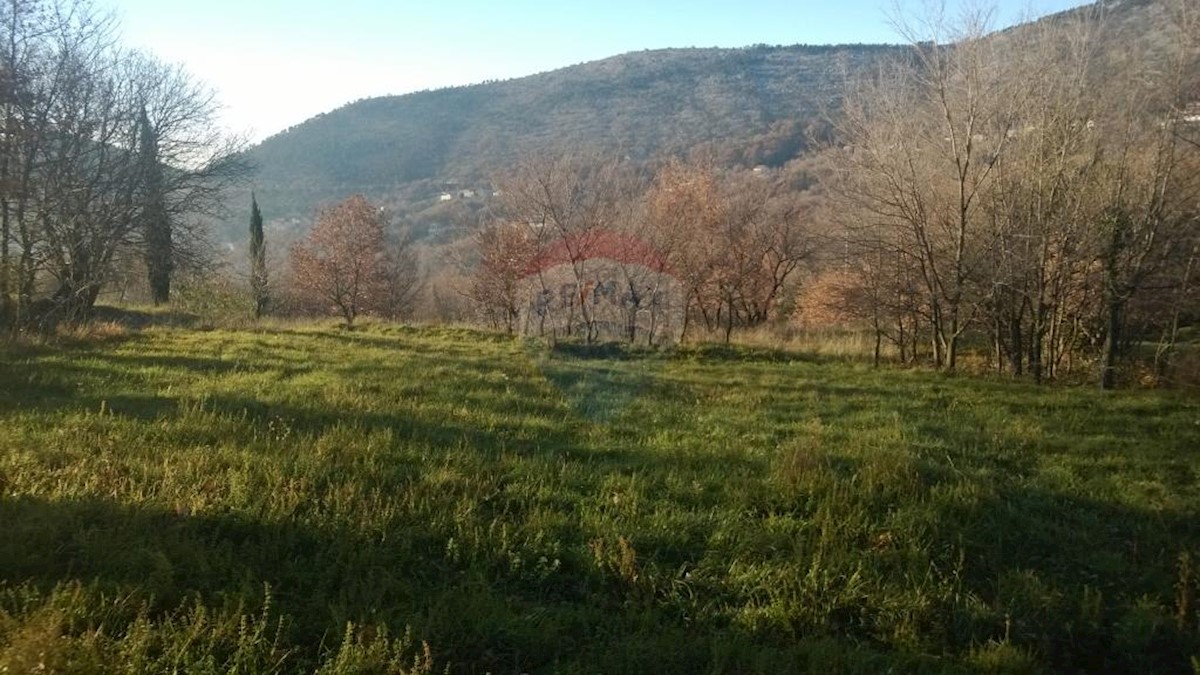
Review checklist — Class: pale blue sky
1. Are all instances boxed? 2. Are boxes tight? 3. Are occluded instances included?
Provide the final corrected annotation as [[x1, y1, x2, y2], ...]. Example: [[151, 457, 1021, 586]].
[[106, 1, 1091, 142]]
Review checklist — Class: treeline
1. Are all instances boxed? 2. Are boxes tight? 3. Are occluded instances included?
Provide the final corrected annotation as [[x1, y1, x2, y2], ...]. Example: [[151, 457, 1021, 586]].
[[467, 155, 811, 345], [8, 0, 1193, 392], [460, 1, 1200, 388], [0, 0, 244, 332], [821, 2, 1199, 387]]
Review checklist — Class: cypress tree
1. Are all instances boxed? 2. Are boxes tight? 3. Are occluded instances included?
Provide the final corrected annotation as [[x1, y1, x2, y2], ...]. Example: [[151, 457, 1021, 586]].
[[138, 108, 172, 305], [249, 192, 268, 318]]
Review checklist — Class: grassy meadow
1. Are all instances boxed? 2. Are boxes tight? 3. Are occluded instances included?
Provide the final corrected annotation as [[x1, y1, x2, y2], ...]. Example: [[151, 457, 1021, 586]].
[[0, 320, 1198, 673]]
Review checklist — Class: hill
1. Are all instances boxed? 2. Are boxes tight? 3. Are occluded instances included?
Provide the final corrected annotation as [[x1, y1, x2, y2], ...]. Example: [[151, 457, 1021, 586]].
[[227, 0, 1188, 249], [242, 44, 903, 225], [1, 322, 1197, 671]]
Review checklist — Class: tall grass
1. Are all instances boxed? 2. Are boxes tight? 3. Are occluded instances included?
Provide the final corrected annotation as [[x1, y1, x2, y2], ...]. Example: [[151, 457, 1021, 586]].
[[1, 323, 1197, 672]]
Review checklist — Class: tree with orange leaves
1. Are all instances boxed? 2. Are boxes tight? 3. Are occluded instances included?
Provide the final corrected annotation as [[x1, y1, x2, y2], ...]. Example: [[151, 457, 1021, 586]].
[[289, 195, 394, 327]]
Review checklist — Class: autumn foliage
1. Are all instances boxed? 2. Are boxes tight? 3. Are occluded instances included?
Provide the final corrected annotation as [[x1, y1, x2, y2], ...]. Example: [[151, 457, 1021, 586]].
[[288, 195, 397, 326], [472, 156, 810, 343], [468, 223, 538, 334]]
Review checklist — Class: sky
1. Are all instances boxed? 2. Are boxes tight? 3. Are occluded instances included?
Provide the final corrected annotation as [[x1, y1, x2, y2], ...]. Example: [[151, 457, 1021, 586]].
[[107, 0, 1093, 143]]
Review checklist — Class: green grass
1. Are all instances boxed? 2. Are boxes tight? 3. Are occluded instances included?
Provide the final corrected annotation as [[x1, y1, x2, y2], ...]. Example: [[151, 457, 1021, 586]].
[[1, 322, 1198, 673]]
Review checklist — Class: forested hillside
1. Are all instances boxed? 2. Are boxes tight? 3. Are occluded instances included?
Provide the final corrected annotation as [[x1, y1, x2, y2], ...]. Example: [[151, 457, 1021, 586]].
[[239, 0, 1188, 238], [245, 44, 902, 222]]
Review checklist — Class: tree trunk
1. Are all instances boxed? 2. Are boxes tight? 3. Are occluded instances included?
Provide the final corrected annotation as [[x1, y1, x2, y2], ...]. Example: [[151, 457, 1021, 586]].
[[723, 294, 735, 344], [1, 198, 9, 328], [146, 219, 172, 305], [1030, 304, 1045, 384], [947, 328, 958, 371], [1100, 295, 1121, 390]]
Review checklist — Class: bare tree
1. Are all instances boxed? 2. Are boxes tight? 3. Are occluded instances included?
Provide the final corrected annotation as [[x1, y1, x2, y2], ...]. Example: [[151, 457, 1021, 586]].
[[974, 10, 1108, 381], [1088, 0, 1200, 388], [492, 151, 644, 343], [642, 159, 723, 340], [0, 1, 246, 331], [1, 0, 121, 327], [129, 52, 249, 305], [643, 161, 809, 342], [833, 6, 1021, 369], [289, 194, 395, 327], [468, 221, 537, 334], [829, 0, 1199, 384]]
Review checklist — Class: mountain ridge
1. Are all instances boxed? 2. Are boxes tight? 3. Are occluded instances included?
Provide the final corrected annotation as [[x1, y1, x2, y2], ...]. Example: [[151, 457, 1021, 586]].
[[243, 42, 905, 225]]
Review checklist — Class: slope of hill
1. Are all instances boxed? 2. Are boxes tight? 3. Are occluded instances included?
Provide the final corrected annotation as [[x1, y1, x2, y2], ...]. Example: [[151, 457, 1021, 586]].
[[244, 44, 903, 223]]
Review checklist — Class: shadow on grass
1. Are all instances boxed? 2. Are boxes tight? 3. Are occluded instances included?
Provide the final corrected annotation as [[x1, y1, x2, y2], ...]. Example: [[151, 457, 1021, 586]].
[[546, 341, 662, 361], [100, 352, 245, 374], [90, 306, 201, 329], [0, 354, 231, 415], [4, 327, 1198, 671], [0, 358, 158, 413], [919, 482, 1199, 674], [0, 493, 788, 673], [0, 494, 451, 668], [1, 356, 593, 472], [680, 342, 844, 366], [3, 475, 1197, 674], [303, 328, 516, 357]]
